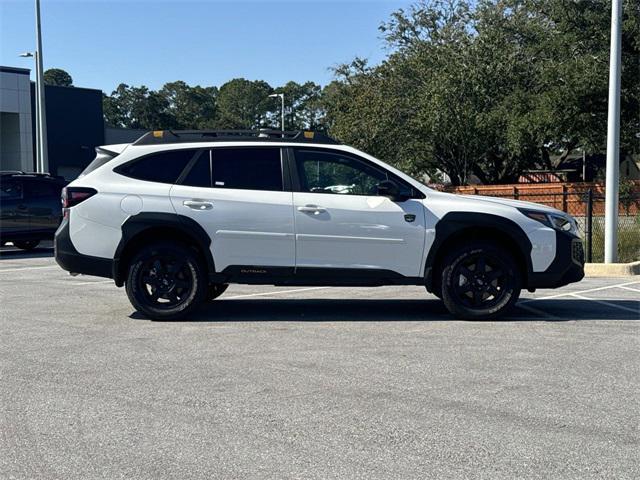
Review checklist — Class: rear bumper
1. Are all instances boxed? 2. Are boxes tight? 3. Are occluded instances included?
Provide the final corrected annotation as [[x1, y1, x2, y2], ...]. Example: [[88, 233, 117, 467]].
[[54, 217, 113, 279], [528, 232, 584, 289]]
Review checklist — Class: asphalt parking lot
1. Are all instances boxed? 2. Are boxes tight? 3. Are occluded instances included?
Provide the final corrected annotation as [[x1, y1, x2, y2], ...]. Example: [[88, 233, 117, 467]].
[[1, 242, 638, 479]]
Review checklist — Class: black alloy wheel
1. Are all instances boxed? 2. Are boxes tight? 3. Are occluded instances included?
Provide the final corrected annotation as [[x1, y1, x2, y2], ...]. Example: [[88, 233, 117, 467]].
[[138, 255, 193, 308], [126, 242, 207, 320], [441, 242, 521, 319], [451, 253, 509, 309]]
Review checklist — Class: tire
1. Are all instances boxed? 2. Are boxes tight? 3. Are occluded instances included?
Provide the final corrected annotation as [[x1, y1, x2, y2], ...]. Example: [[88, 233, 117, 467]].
[[14, 240, 40, 251], [441, 242, 521, 320], [207, 283, 229, 301], [125, 242, 207, 321]]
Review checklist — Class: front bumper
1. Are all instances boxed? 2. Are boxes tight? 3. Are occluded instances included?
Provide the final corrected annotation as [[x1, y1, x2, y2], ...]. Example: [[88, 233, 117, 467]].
[[528, 232, 585, 289], [54, 216, 113, 279]]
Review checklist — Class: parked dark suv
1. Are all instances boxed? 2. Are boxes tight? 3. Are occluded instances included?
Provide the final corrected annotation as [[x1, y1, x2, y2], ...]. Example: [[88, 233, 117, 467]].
[[0, 171, 67, 250]]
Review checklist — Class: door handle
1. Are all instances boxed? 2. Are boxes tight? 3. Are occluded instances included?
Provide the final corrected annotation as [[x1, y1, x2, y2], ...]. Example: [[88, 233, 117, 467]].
[[183, 200, 213, 210], [297, 205, 326, 215]]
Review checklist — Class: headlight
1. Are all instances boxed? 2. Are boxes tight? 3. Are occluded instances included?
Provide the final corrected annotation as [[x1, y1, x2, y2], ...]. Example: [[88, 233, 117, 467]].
[[519, 209, 579, 236]]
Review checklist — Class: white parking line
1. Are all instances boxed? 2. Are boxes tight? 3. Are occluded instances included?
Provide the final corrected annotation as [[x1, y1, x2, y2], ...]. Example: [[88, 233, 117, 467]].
[[0, 265, 58, 273], [569, 294, 640, 314], [520, 280, 640, 303], [70, 280, 114, 286], [224, 287, 330, 300], [619, 285, 640, 293]]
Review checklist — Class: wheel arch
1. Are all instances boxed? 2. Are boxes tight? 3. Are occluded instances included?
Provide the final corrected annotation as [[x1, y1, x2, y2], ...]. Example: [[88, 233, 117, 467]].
[[113, 213, 215, 287], [424, 212, 533, 293]]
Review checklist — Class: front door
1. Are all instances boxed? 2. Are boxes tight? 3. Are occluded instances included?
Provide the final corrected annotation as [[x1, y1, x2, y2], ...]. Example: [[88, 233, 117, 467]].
[[170, 147, 295, 273], [291, 148, 426, 278]]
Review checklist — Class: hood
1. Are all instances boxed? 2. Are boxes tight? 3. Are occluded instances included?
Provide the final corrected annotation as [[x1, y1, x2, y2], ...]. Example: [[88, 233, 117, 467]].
[[426, 190, 568, 217], [459, 194, 563, 214]]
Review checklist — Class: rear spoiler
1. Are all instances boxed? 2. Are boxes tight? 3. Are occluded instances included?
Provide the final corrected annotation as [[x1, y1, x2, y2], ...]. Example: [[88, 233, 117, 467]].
[[78, 143, 131, 178], [96, 143, 130, 156]]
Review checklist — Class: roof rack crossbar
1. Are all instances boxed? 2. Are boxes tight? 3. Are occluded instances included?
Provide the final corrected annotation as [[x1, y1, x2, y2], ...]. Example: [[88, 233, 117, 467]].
[[132, 129, 339, 146]]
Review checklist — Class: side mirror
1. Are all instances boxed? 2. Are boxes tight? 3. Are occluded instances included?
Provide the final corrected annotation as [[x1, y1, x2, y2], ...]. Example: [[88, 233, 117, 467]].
[[377, 180, 410, 202]]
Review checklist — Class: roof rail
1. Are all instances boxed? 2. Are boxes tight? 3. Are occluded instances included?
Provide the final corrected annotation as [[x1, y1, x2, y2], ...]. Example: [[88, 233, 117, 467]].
[[132, 129, 340, 146], [1, 171, 62, 179]]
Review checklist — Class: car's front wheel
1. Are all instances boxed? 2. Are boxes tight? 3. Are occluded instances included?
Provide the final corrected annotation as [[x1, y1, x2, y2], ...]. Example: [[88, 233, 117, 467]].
[[441, 242, 521, 320], [14, 240, 40, 251], [125, 242, 207, 320]]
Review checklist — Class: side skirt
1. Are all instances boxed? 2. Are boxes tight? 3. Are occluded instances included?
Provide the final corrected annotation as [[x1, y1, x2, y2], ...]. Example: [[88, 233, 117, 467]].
[[212, 266, 424, 287]]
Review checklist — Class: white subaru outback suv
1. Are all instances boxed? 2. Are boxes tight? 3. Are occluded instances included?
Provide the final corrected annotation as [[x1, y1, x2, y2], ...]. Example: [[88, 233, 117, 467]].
[[55, 130, 584, 320]]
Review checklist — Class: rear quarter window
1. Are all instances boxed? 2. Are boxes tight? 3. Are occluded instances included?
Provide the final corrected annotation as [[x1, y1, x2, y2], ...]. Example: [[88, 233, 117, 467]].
[[116, 149, 198, 184]]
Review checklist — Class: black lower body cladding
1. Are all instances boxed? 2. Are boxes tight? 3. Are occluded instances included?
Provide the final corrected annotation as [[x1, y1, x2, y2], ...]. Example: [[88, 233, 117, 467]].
[[54, 216, 113, 279]]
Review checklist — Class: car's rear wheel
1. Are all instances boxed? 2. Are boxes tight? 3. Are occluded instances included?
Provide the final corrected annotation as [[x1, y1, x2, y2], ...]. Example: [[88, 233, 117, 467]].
[[125, 242, 207, 320], [14, 240, 40, 251], [207, 283, 229, 301], [441, 242, 521, 320]]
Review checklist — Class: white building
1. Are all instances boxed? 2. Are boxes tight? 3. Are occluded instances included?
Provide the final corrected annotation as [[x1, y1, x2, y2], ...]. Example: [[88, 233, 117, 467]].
[[0, 66, 34, 171]]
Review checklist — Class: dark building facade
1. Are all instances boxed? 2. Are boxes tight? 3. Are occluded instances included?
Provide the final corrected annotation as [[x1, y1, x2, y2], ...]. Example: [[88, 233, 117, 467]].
[[31, 83, 105, 179]]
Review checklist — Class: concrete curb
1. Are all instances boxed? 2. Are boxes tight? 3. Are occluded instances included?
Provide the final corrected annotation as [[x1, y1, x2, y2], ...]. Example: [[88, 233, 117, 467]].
[[585, 261, 640, 277]]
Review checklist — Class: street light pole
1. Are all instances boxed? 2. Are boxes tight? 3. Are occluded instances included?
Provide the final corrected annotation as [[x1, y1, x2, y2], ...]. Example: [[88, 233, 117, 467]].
[[268, 93, 285, 132], [19, 51, 40, 171], [604, 0, 622, 263], [34, 0, 48, 173]]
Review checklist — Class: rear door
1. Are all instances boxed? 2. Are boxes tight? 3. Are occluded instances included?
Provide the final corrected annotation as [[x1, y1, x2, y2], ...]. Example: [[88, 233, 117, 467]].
[[23, 178, 64, 234], [0, 177, 29, 238], [291, 148, 426, 277], [170, 147, 295, 272]]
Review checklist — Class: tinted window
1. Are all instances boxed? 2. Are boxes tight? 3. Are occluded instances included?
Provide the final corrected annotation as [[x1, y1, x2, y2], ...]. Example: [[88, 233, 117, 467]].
[[181, 151, 211, 188], [118, 149, 196, 184], [295, 149, 387, 196], [24, 179, 61, 198], [1, 179, 22, 200], [212, 148, 282, 191]]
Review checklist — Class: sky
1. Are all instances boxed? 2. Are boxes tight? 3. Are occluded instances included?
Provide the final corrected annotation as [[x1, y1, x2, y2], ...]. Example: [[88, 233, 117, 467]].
[[0, 0, 413, 94]]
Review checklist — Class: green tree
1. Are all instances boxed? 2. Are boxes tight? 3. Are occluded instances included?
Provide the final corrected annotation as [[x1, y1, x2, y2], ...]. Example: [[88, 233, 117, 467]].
[[324, 0, 640, 185], [43, 68, 73, 87], [103, 83, 174, 129], [159, 81, 218, 129], [270, 81, 324, 130], [217, 78, 273, 129]]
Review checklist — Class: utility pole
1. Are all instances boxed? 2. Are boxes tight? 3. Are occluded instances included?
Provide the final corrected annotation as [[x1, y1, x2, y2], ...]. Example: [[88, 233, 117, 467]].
[[35, 0, 48, 173], [604, 0, 622, 263]]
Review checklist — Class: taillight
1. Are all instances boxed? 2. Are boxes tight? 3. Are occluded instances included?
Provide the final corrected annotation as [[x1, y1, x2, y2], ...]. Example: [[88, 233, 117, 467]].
[[61, 187, 97, 210]]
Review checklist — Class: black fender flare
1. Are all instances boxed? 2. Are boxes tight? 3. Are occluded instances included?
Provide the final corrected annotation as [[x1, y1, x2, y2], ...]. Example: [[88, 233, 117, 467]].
[[424, 212, 533, 290], [113, 212, 215, 286]]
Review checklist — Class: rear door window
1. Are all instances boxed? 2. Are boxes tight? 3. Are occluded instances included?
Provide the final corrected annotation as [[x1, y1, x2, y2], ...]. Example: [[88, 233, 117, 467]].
[[117, 149, 197, 184], [211, 147, 283, 191], [1, 179, 23, 200]]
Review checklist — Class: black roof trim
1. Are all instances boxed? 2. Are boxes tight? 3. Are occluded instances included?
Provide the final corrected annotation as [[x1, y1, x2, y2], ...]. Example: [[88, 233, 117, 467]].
[[0, 66, 30, 75], [1, 171, 64, 180], [132, 129, 340, 146]]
